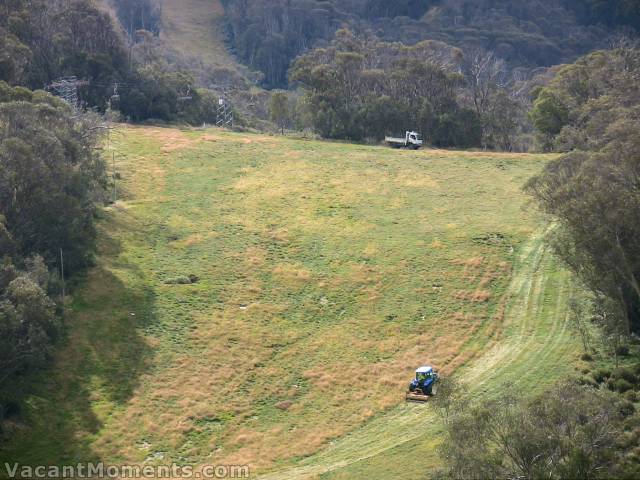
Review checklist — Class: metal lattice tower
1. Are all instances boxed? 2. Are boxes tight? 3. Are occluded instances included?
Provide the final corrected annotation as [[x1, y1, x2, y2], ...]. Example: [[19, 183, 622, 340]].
[[46, 76, 90, 110], [216, 97, 234, 128]]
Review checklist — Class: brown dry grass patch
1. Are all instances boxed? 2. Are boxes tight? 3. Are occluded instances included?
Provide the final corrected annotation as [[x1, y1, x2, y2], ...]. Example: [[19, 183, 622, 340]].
[[272, 263, 313, 285]]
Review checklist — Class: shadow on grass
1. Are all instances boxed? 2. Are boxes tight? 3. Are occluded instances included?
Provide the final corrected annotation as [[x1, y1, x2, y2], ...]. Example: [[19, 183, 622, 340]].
[[0, 216, 157, 466]]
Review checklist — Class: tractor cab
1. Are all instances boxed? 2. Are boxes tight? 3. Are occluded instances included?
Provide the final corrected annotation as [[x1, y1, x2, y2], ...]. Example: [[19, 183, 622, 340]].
[[415, 366, 434, 382], [406, 366, 439, 402]]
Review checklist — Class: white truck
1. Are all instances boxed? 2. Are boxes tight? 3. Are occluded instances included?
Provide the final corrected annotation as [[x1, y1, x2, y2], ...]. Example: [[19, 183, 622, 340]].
[[385, 131, 423, 149]]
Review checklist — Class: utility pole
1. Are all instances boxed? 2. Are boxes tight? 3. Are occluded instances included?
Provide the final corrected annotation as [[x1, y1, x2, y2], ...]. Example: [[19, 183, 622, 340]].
[[112, 152, 117, 203], [60, 248, 65, 313]]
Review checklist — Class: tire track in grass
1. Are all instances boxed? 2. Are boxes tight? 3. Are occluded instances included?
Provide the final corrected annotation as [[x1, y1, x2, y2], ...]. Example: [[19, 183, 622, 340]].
[[259, 230, 578, 479]]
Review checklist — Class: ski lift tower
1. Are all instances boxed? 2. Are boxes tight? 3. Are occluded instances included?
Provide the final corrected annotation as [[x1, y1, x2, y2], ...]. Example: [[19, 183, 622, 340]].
[[216, 97, 234, 128], [46, 76, 90, 111]]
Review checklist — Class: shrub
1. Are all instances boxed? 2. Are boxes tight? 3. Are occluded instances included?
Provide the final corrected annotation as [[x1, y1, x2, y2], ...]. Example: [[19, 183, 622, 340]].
[[613, 367, 637, 385], [0, 258, 59, 385], [623, 390, 637, 403], [580, 353, 593, 361], [577, 376, 597, 387], [592, 368, 612, 383], [616, 345, 630, 357], [165, 276, 192, 285], [613, 378, 634, 394], [618, 399, 636, 417], [439, 381, 628, 479]]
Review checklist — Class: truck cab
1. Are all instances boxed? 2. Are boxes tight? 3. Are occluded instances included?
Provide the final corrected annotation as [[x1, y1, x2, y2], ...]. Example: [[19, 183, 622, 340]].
[[407, 131, 422, 146]]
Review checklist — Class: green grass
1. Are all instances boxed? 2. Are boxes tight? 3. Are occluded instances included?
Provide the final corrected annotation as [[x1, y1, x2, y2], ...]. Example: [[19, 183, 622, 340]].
[[270, 229, 579, 479], [0, 126, 581, 477]]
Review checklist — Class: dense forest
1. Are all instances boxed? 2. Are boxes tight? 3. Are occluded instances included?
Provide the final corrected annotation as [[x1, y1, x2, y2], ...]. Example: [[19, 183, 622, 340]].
[[288, 29, 531, 149], [0, 81, 106, 388], [219, 0, 640, 149], [221, 0, 640, 89]]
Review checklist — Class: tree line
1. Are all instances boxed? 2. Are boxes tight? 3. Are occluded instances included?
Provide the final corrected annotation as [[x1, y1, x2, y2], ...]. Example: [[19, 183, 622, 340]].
[[528, 46, 640, 338], [0, 82, 106, 396], [434, 44, 640, 479], [284, 30, 528, 149]]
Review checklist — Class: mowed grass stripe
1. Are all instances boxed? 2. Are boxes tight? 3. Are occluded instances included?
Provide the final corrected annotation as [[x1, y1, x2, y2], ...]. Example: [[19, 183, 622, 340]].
[[262, 232, 579, 479]]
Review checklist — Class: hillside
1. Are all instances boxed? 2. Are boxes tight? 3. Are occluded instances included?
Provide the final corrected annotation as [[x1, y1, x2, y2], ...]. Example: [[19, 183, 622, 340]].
[[220, 0, 637, 88], [97, 0, 251, 87], [1, 126, 580, 476], [160, 0, 230, 68]]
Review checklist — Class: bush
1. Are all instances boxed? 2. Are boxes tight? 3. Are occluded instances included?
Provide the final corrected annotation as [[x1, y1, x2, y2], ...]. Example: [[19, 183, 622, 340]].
[[618, 399, 636, 417], [289, 32, 485, 148], [616, 345, 630, 357], [613, 367, 637, 385], [581, 353, 593, 361], [0, 258, 59, 385], [577, 375, 597, 387], [613, 378, 634, 394], [439, 381, 628, 479], [165, 276, 193, 285], [592, 368, 612, 383], [623, 390, 638, 403], [0, 85, 103, 387]]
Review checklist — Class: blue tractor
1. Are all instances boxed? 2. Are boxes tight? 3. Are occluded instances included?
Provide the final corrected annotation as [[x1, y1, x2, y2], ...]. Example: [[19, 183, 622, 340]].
[[406, 366, 439, 402]]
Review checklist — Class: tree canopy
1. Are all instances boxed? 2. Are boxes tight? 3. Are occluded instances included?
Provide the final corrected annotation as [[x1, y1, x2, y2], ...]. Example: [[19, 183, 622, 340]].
[[528, 47, 640, 336], [0, 81, 107, 387], [221, 0, 637, 89]]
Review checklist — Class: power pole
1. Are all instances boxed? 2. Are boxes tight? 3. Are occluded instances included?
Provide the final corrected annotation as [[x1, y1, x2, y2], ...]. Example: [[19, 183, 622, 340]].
[[60, 248, 65, 313], [112, 152, 117, 203]]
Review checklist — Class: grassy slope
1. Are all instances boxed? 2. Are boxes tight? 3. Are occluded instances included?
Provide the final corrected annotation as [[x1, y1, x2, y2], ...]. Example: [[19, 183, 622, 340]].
[[97, 0, 245, 77], [0, 127, 579, 477], [160, 0, 236, 70], [267, 230, 578, 479]]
